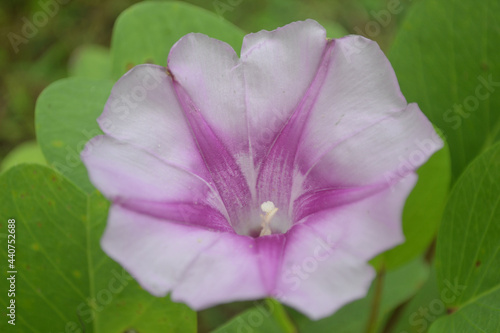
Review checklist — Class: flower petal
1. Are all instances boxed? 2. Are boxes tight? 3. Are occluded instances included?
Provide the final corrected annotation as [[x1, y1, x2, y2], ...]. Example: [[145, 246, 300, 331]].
[[301, 103, 441, 192], [296, 36, 442, 188], [242, 21, 333, 210], [293, 182, 385, 223], [171, 234, 267, 308], [167, 33, 247, 156], [102, 205, 268, 308], [277, 223, 375, 320], [241, 20, 328, 164], [167, 33, 254, 232], [82, 135, 230, 231], [306, 173, 417, 261], [97, 64, 209, 179], [276, 174, 417, 319]]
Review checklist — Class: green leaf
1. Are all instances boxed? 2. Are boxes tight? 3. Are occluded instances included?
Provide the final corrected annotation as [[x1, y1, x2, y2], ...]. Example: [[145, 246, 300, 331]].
[[429, 290, 500, 333], [389, 267, 443, 333], [0, 164, 195, 332], [320, 20, 348, 39], [110, 1, 246, 79], [211, 299, 293, 333], [431, 142, 500, 331], [389, 0, 500, 182], [69, 45, 112, 80], [1, 141, 47, 173], [35, 77, 114, 193], [291, 257, 429, 333], [381, 139, 451, 269]]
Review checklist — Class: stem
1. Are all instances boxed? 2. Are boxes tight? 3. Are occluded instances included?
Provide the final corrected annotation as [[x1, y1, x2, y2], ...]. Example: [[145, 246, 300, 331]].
[[381, 299, 411, 333], [266, 299, 297, 333], [365, 267, 386, 333], [424, 237, 437, 264]]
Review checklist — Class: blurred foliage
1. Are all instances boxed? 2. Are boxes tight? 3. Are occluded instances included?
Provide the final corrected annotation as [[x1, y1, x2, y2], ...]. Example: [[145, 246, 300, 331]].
[[0, 0, 410, 163], [389, 0, 500, 182], [0, 140, 46, 172], [0, 0, 141, 159]]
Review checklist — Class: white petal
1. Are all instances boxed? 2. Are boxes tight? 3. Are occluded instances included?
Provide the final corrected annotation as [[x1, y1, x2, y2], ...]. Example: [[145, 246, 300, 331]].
[[241, 20, 327, 162], [277, 174, 417, 319], [98, 64, 208, 178], [102, 205, 267, 308], [168, 33, 248, 154], [297, 36, 442, 187], [82, 136, 218, 205]]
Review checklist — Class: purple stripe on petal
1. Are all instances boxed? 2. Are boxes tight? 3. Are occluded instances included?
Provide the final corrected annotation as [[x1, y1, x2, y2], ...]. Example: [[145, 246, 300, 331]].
[[96, 65, 211, 181], [241, 20, 328, 166], [254, 234, 287, 294], [293, 183, 386, 223], [116, 198, 234, 233], [256, 40, 335, 210], [171, 79, 253, 234]]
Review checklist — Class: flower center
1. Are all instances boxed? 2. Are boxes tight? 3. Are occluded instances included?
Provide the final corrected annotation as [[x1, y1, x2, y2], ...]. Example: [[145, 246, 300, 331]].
[[259, 201, 279, 236]]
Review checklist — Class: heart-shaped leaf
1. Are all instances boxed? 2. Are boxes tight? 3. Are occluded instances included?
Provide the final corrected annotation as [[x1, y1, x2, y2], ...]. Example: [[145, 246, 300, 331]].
[[0, 164, 195, 332], [35, 78, 113, 193]]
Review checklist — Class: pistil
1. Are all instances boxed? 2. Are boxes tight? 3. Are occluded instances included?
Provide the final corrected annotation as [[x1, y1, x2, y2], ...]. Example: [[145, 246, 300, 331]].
[[259, 201, 279, 236]]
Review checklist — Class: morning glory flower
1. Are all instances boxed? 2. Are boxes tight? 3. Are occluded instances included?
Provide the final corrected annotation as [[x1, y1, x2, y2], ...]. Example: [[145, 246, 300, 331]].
[[82, 20, 442, 319]]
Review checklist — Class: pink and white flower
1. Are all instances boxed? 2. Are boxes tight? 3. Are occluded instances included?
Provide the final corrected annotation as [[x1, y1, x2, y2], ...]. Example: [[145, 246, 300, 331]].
[[82, 20, 442, 319]]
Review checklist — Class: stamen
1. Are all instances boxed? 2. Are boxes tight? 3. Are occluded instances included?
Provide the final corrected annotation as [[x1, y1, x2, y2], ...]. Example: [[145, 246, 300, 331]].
[[259, 201, 279, 236]]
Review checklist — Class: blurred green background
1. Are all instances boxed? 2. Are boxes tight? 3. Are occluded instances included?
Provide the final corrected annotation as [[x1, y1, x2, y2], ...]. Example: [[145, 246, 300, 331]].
[[0, 0, 410, 165]]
